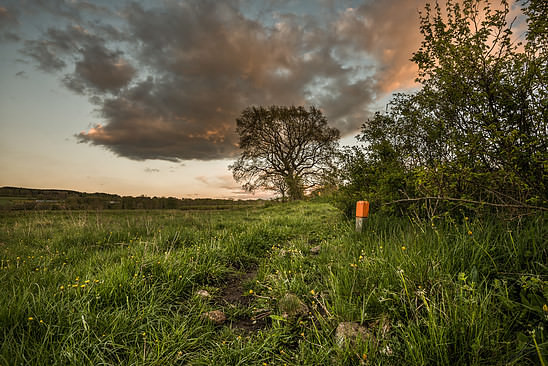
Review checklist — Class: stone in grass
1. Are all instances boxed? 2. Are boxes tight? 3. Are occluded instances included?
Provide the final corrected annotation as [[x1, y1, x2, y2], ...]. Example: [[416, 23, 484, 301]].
[[196, 289, 211, 298], [335, 322, 371, 347], [201, 310, 226, 325], [309, 245, 321, 255], [278, 293, 309, 319]]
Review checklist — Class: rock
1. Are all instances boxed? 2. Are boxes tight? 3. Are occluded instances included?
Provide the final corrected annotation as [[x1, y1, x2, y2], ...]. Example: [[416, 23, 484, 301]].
[[201, 310, 226, 325], [196, 289, 211, 298], [335, 322, 370, 346], [278, 293, 309, 319], [309, 245, 321, 255]]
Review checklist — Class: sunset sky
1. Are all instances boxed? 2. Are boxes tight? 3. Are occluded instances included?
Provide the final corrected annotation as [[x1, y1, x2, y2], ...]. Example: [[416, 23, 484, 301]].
[[0, 0, 525, 198]]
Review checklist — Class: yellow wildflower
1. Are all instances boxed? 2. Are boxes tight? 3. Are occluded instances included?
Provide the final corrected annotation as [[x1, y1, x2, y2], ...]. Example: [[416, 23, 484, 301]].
[[28, 317, 33, 321], [249, 289, 254, 294], [310, 289, 315, 295]]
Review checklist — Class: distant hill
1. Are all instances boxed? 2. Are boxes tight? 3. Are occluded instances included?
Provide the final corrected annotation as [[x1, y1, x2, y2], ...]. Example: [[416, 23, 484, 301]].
[[0, 186, 119, 199], [0, 186, 262, 211]]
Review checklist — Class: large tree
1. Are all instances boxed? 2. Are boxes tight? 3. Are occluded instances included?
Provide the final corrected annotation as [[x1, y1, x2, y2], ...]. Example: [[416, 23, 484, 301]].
[[230, 105, 340, 200]]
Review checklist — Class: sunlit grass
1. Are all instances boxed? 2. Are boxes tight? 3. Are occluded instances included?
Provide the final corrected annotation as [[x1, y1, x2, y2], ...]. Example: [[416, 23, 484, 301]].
[[0, 204, 546, 365]]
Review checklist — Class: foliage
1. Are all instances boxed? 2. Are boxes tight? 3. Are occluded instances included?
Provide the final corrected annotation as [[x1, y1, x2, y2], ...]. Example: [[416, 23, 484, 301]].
[[336, 0, 547, 217], [230, 106, 340, 200]]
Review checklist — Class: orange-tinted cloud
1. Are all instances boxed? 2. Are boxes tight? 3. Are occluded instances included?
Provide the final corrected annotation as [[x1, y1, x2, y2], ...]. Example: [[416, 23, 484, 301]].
[[74, 1, 377, 160], [14, 0, 526, 162], [333, 0, 424, 93]]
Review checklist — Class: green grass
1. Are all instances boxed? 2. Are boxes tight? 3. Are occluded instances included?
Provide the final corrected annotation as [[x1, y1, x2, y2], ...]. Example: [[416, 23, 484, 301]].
[[0, 197, 31, 206], [0, 203, 546, 365]]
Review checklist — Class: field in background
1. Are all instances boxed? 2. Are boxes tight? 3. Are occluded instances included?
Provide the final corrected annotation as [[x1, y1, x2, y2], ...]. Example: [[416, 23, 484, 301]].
[[0, 203, 546, 365]]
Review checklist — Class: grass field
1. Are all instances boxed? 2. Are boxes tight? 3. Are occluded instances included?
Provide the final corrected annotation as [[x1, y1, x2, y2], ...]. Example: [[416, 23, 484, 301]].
[[0, 202, 546, 365], [0, 197, 31, 206]]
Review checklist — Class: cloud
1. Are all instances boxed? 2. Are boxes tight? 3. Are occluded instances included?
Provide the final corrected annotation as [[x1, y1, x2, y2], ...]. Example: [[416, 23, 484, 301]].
[[0, 5, 21, 42], [21, 24, 135, 92], [333, 0, 424, 93], [144, 167, 160, 173], [17, 0, 445, 162], [195, 174, 275, 198], [0, 6, 20, 42], [75, 1, 382, 160], [65, 45, 136, 93], [30, 0, 113, 22], [196, 174, 241, 190], [74, 1, 379, 160]]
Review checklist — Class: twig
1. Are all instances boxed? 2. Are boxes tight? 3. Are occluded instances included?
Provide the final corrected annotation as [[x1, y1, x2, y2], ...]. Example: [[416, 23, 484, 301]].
[[383, 197, 547, 211], [314, 293, 332, 318]]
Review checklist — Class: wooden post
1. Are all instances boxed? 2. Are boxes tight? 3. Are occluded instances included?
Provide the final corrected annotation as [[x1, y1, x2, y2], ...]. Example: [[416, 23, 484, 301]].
[[355, 201, 369, 232]]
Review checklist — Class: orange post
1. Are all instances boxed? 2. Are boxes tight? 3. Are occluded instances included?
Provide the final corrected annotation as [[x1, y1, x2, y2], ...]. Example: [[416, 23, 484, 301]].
[[356, 201, 369, 218], [355, 201, 369, 232]]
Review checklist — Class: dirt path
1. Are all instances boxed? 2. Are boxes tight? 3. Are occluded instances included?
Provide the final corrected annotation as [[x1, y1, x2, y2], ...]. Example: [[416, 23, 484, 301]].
[[218, 269, 270, 331]]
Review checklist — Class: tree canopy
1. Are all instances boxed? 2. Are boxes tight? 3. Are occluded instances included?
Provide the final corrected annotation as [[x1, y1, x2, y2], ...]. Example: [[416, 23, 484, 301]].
[[336, 0, 547, 217], [230, 106, 340, 200]]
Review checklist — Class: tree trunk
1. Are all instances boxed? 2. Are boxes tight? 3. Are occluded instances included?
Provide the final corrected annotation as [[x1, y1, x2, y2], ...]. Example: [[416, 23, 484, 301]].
[[285, 174, 304, 200]]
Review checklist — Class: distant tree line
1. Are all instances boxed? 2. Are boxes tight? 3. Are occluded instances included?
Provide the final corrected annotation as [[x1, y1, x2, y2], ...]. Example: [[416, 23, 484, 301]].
[[0, 187, 261, 211]]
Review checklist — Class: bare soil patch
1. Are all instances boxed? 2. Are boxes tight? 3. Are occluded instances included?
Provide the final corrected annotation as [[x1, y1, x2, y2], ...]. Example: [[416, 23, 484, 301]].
[[220, 269, 257, 306], [219, 268, 271, 331]]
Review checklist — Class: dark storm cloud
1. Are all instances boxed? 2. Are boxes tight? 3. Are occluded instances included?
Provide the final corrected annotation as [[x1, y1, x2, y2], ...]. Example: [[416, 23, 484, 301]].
[[21, 24, 135, 92], [66, 45, 136, 93], [17, 0, 431, 162], [75, 0, 378, 161]]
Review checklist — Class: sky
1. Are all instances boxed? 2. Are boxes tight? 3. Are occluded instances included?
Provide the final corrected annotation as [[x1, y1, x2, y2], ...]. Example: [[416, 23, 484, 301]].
[[0, 0, 525, 199]]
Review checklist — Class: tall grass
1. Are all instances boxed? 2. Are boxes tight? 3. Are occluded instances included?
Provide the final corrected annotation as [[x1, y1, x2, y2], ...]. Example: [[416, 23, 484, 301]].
[[0, 204, 546, 365]]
